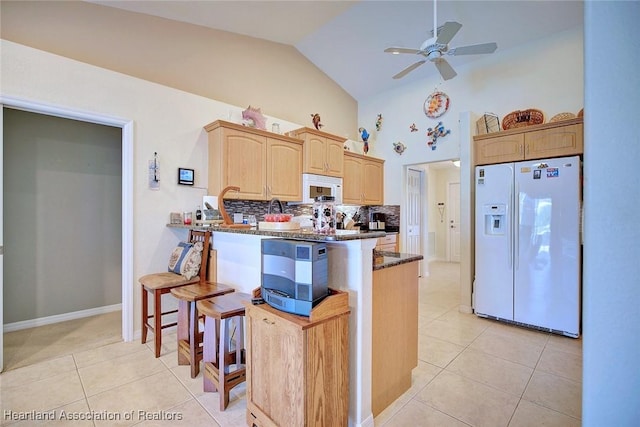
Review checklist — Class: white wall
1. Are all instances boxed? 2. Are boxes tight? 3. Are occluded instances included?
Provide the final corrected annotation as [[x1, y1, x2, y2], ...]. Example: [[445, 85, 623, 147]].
[[4, 109, 122, 323], [427, 166, 460, 261], [0, 40, 305, 333], [358, 26, 583, 310], [1, 1, 358, 139], [358, 26, 584, 205], [582, 2, 640, 424]]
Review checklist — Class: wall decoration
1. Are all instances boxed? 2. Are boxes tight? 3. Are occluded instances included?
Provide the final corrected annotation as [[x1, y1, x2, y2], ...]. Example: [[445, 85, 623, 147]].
[[409, 123, 418, 132], [426, 121, 451, 150], [424, 90, 450, 118], [241, 106, 267, 130], [311, 113, 323, 130], [359, 127, 370, 154], [393, 141, 406, 155], [437, 202, 445, 222], [375, 114, 383, 131], [148, 152, 160, 190]]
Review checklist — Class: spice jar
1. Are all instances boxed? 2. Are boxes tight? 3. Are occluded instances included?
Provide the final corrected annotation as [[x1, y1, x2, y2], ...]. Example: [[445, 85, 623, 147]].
[[312, 196, 336, 234]]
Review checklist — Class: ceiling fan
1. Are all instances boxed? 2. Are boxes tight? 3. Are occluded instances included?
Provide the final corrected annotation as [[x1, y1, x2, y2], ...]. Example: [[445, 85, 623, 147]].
[[384, 0, 497, 81]]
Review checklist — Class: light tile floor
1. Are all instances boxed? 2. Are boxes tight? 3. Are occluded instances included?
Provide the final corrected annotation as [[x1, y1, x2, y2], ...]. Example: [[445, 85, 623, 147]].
[[1, 261, 582, 426]]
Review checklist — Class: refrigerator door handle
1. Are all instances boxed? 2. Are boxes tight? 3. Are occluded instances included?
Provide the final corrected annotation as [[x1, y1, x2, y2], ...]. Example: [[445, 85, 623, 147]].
[[514, 180, 519, 270], [509, 178, 513, 269]]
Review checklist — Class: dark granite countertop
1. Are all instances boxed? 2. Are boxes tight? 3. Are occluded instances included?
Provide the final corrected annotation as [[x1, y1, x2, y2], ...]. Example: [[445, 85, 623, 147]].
[[373, 250, 423, 271], [167, 224, 386, 242]]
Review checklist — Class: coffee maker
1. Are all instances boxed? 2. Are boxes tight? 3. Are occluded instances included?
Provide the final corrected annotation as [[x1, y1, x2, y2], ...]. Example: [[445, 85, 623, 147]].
[[368, 212, 386, 230]]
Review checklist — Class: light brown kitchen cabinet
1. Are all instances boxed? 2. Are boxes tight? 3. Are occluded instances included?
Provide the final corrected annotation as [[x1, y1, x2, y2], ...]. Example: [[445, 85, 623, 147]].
[[473, 118, 583, 166], [372, 260, 419, 416], [245, 291, 350, 427], [343, 152, 384, 205], [288, 127, 346, 177], [376, 233, 398, 252], [205, 120, 302, 201]]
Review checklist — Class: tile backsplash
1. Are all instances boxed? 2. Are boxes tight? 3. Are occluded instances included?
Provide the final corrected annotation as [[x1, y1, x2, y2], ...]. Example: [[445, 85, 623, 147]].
[[220, 200, 400, 227]]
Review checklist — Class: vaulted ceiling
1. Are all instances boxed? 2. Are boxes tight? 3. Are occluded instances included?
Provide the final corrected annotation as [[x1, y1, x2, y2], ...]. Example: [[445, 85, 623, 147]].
[[91, 1, 584, 100]]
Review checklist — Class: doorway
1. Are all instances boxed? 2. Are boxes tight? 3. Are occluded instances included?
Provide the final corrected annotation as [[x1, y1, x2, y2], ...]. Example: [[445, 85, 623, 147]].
[[404, 160, 461, 277], [4, 108, 122, 326], [448, 181, 461, 262], [0, 97, 134, 372]]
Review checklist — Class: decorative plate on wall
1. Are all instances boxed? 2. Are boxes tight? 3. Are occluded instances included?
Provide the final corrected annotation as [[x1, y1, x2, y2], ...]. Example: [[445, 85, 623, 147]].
[[424, 91, 450, 118]]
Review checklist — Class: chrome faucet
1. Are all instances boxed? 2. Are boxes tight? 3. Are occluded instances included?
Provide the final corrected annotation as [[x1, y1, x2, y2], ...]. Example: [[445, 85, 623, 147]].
[[268, 198, 284, 214]]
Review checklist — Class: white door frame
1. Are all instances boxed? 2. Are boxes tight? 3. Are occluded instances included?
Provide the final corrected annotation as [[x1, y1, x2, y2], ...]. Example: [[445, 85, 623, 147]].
[[0, 96, 134, 371], [447, 180, 461, 262], [404, 167, 425, 275]]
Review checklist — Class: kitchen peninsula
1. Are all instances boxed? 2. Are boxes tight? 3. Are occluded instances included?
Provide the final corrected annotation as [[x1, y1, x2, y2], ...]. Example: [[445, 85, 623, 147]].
[[167, 225, 422, 427]]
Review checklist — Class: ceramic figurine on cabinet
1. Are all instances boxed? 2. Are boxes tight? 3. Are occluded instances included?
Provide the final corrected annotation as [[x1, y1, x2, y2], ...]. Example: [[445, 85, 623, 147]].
[[359, 127, 370, 154], [242, 106, 267, 130], [311, 113, 323, 130]]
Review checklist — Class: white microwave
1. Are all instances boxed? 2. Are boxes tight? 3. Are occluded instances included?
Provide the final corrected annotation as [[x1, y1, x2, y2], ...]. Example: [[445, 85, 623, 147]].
[[297, 173, 343, 205]]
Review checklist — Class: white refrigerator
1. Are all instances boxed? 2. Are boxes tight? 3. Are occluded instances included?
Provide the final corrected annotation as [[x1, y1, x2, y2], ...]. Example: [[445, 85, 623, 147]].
[[474, 155, 581, 337]]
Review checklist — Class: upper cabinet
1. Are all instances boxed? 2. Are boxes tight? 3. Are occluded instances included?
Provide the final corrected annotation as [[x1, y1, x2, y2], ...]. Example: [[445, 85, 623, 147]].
[[343, 152, 384, 205], [288, 127, 346, 177], [473, 118, 583, 166], [205, 120, 303, 201]]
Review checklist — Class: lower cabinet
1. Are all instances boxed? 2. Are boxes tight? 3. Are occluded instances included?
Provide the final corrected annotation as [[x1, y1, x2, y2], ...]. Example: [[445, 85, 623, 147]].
[[376, 233, 398, 252], [372, 261, 419, 416], [245, 293, 350, 427]]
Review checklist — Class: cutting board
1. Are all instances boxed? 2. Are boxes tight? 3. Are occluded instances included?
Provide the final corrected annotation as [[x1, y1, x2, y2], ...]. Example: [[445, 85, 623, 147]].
[[258, 221, 301, 231]]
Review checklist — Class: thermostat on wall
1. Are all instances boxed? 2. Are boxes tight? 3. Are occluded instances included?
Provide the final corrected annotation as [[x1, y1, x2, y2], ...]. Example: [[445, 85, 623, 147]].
[[178, 167, 194, 185]]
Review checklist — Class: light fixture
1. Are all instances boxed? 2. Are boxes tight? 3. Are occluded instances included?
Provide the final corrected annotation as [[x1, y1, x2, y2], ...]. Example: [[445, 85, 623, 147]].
[[452, 160, 460, 167]]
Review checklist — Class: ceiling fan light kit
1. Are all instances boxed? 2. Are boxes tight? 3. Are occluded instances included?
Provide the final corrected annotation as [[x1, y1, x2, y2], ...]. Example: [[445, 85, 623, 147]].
[[385, 0, 497, 81]]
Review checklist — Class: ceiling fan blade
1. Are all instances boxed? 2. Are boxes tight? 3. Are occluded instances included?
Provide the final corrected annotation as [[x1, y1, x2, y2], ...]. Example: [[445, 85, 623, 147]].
[[393, 60, 426, 79], [448, 42, 498, 56], [436, 21, 462, 45], [434, 58, 457, 81], [385, 47, 423, 55]]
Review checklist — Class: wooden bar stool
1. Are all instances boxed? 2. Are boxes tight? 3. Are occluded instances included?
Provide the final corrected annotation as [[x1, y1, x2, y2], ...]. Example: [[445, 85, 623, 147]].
[[170, 282, 235, 378], [197, 292, 252, 411], [139, 230, 210, 358]]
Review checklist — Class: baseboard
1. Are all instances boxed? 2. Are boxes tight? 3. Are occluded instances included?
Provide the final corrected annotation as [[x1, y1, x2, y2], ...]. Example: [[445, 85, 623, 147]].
[[3, 304, 122, 333], [357, 413, 375, 427]]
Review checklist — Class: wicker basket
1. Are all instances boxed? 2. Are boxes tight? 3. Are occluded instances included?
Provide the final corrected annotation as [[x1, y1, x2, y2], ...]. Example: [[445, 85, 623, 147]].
[[549, 112, 576, 123], [502, 109, 544, 130], [476, 113, 500, 135]]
